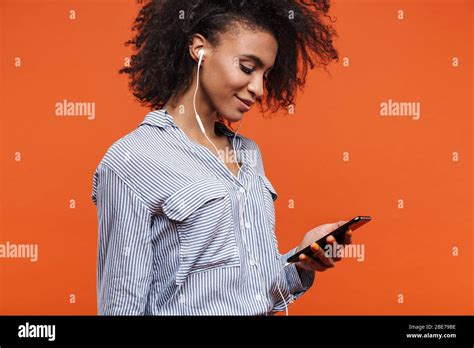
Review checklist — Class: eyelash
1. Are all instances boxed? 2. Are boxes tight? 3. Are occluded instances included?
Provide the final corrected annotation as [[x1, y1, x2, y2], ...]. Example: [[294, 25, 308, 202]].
[[240, 64, 254, 75], [240, 64, 269, 80]]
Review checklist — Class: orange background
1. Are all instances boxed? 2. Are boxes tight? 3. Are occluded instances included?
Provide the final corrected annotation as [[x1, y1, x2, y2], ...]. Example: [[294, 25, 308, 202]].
[[0, 0, 472, 315]]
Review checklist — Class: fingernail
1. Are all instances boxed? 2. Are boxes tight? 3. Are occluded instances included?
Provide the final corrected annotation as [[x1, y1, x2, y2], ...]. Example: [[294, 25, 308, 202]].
[[299, 254, 306, 261], [312, 243, 319, 251]]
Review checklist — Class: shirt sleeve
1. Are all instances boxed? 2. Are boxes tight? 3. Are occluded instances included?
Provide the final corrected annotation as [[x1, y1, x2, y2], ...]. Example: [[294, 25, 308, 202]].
[[271, 247, 316, 313], [92, 162, 153, 315]]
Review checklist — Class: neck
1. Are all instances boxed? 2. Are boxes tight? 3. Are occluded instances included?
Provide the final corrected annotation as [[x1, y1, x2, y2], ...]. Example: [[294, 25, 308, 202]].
[[164, 78, 220, 140]]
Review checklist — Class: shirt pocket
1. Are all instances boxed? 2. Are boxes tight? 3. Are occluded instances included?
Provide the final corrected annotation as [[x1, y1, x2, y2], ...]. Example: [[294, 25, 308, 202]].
[[162, 177, 240, 286], [257, 173, 279, 257]]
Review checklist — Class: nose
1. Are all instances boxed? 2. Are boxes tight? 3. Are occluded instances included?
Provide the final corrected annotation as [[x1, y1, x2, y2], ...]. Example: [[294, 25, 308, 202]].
[[247, 74, 265, 100]]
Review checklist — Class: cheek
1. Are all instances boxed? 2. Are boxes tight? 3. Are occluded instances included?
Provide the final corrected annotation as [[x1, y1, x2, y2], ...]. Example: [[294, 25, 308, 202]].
[[205, 61, 247, 97]]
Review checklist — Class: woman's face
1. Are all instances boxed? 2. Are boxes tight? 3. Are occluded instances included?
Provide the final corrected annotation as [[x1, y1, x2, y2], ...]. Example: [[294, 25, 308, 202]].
[[198, 26, 278, 123]]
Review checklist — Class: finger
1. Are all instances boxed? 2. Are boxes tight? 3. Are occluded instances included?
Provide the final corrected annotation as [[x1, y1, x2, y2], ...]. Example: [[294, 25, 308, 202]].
[[310, 243, 335, 268], [299, 253, 329, 272], [344, 229, 353, 245], [327, 236, 342, 262]]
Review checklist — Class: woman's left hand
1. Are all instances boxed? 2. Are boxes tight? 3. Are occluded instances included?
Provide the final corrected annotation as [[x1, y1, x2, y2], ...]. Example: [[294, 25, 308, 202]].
[[295, 221, 353, 272]]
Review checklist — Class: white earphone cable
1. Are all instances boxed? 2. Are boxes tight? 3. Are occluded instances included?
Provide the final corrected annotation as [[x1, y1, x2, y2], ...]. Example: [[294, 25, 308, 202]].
[[194, 50, 223, 162], [194, 49, 291, 316]]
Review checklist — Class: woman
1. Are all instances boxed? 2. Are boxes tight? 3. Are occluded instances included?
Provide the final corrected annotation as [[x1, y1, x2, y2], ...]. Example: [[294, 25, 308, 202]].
[[92, 0, 353, 315]]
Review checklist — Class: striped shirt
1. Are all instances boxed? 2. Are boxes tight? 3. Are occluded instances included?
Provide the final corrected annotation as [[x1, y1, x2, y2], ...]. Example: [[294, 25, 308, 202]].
[[91, 109, 315, 315]]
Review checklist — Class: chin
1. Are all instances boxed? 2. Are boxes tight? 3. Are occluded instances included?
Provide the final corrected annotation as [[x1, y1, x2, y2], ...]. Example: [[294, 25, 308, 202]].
[[219, 109, 245, 123], [228, 114, 244, 122]]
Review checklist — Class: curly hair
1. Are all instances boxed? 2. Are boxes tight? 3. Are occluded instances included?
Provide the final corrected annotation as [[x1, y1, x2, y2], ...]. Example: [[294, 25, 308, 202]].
[[119, 0, 339, 126]]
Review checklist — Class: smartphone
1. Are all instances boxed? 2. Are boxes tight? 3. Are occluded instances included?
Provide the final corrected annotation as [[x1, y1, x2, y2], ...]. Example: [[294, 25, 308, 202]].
[[286, 216, 372, 263]]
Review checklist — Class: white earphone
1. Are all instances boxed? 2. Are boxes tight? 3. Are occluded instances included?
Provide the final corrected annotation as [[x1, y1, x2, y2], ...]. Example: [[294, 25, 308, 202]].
[[194, 49, 207, 135], [194, 48, 244, 170], [193, 47, 290, 316], [198, 48, 205, 62]]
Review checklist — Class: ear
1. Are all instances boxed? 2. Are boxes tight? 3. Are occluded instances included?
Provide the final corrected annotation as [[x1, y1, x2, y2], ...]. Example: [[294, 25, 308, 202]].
[[189, 33, 207, 63]]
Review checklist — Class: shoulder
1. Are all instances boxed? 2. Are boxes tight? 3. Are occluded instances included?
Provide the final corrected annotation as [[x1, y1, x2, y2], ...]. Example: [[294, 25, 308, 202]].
[[97, 125, 168, 176], [100, 129, 141, 167], [92, 127, 157, 193]]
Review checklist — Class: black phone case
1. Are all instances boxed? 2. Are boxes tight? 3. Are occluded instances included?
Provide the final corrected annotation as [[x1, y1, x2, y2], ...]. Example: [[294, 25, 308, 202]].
[[286, 216, 371, 263]]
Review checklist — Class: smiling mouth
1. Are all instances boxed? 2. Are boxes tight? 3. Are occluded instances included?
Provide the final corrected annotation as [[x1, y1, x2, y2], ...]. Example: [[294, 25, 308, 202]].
[[236, 96, 251, 112]]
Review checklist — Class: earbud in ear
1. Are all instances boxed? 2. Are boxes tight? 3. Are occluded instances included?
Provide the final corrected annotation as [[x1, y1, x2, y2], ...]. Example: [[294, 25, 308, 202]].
[[197, 49, 204, 67]]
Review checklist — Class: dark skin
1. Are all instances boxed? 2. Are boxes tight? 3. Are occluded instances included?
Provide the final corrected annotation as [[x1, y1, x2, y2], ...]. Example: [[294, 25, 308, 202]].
[[164, 25, 353, 274], [295, 221, 353, 275]]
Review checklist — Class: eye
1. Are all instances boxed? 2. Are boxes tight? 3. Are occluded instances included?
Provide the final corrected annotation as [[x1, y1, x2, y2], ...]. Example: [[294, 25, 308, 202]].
[[240, 64, 254, 75]]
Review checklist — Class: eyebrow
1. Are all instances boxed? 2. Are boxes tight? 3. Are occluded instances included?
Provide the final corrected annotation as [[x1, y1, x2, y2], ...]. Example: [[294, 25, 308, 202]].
[[241, 54, 273, 71]]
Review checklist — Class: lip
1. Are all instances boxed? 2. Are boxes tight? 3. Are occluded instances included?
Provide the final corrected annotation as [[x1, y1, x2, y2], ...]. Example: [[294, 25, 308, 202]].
[[236, 96, 253, 112]]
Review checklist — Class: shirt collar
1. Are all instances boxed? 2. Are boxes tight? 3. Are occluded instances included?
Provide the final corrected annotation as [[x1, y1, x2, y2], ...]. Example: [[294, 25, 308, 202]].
[[139, 109, 242, 139]]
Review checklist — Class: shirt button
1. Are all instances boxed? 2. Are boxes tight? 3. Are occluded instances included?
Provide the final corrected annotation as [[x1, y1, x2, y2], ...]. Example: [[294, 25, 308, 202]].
[[245, 222, 251, 229], [178, 295, 185, 304], [239, 187, 245, 193], [255, 294, 262, 301], [249, 259, 256, 266]]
